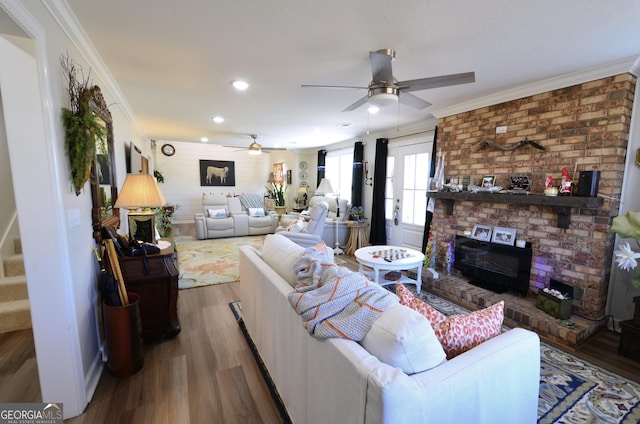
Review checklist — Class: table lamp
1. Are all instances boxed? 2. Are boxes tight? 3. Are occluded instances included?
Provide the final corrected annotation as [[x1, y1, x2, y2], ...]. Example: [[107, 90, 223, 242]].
[[297, 186, 308, 207], [114, 173, 167, 244], [316, 178, 343, 255]]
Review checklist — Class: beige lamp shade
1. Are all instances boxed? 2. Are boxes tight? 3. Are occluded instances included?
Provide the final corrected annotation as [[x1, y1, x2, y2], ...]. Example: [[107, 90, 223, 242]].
[[114, 174, 167, 209], [316, 178, 335, 196]]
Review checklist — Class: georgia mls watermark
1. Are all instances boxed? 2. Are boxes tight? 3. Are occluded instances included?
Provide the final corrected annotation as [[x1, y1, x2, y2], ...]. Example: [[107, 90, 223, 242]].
[[0, 403, 63, 424]]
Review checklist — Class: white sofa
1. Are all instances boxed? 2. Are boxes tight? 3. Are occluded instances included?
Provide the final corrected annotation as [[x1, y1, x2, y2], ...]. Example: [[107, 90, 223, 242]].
[[239, 234, 541, 424], [194, 193, 278, 239]]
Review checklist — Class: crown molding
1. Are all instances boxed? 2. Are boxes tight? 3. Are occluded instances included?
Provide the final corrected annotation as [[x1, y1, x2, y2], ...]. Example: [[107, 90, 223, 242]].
[[42, 0, 145, 138], [432, 55, 640, 119]]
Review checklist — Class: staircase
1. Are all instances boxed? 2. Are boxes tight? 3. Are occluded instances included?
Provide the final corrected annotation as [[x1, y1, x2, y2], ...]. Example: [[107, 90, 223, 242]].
[[0, 238, 31, 333]]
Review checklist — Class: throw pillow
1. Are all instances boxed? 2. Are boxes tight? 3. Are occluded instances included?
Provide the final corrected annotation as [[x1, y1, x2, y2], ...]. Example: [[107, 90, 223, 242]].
[[396, 283, 504, 358], [286, 220, 306, 233], [207, 208, 227, 218], [360, 304, 446, 375], [248, 207, 265, 217]]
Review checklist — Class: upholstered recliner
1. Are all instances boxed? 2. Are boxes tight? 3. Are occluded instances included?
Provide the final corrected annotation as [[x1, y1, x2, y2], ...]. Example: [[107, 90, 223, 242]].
[[276, 201, 329, 247]]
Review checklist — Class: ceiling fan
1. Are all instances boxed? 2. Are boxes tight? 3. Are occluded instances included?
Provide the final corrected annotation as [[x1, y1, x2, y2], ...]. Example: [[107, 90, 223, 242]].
[[302, 49, 475, 112], [226, 134, 287, 155]]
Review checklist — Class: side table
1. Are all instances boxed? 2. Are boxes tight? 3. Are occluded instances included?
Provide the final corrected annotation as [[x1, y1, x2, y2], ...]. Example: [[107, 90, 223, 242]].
[[118, 239, 181, 341], [345, 221, 369, 255]]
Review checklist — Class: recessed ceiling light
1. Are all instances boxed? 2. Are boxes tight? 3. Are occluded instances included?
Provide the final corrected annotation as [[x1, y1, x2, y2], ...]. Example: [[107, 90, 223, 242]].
[[232, 80, 249, 91], [337, 122, 352, 128], [201, 137, 209, 142], [367, 105, 380, 114], [212, 116, 224, 123]]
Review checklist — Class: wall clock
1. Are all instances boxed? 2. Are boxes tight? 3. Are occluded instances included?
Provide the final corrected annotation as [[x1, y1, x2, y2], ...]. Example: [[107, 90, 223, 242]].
[[161, 143, 175, 156]]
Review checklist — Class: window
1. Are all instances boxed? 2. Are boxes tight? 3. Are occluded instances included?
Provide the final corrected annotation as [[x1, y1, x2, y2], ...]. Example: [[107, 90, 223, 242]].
[[324, 147, 353, 203]]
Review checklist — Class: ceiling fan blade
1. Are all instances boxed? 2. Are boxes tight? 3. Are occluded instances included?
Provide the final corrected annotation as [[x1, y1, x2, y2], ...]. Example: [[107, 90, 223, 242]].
[[370, 50, 394, 84], [399, 92, 431, 109], [301, 84, 367, 89], [342, 95, 369, 112], [399, 72, 476, 92]]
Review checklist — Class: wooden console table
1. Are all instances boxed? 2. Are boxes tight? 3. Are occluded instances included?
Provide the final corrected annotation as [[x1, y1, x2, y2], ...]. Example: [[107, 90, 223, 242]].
[[118, 240, 181, 341]]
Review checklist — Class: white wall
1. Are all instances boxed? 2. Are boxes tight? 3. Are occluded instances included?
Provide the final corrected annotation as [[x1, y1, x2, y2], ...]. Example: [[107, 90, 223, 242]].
[[155, 140, 317, 222], [0, 1, 147, 418]]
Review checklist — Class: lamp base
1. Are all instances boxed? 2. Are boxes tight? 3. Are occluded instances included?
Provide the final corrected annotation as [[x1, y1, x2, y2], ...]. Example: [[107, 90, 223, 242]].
[[128, 210, 156, 244], [334, 244, 344, 255]]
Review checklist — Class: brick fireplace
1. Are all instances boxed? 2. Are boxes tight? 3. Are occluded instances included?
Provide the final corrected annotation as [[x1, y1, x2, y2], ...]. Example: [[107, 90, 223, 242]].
[[431, 73, 636, 321]]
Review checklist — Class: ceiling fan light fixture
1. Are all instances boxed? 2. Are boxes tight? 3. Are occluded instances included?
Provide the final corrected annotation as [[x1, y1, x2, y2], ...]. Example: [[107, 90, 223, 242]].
[[248, 140, 262, 155], [369, 86, 399, 108]]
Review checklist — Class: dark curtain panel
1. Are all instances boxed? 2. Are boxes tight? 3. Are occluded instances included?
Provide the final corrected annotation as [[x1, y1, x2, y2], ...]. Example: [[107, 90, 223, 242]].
[[422, 126, 438, 252], [316, 150, 326, 189], [351, 141, 364, 208], [369, 138, 388, 245]]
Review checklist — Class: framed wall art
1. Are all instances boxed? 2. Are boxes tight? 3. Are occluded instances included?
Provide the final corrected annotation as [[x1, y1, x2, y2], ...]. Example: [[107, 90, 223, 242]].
[[482, 175, 496, 188], [273, 162, 284, 185], [199, 160, 235, 186]]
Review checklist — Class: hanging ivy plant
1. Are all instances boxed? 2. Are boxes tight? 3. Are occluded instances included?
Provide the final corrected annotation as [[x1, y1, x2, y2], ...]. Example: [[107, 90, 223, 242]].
[[61, 54, 107, 195]]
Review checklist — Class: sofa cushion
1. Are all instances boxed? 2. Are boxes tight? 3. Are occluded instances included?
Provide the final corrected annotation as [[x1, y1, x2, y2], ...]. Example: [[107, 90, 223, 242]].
[[286, 220, 306, 233], [360, 304, 446, 375], [397, 283, 504, 358], [248, 207, 266, 217], [207, 208, 228, 218], [262, 234, 305, 286], [240, 193, 265, 210]]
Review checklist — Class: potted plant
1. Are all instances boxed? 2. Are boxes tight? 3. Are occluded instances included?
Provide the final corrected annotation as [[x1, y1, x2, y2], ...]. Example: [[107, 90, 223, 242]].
[[156, 204, 180, 238], [60, 55, 108, 196], [271, 183, 286, 216]]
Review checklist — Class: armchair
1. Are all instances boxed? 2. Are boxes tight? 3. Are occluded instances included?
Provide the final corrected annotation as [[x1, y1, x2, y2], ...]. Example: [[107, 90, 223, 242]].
[[276, 201, 329, 247]]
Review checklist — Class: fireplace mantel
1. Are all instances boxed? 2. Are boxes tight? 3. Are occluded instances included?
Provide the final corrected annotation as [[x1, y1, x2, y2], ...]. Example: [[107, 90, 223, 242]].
[[428, 192, 603, 228]]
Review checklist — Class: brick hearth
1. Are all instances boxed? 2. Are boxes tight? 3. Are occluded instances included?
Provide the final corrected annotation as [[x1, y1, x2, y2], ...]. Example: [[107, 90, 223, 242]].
[[418, 271, 605, 349]]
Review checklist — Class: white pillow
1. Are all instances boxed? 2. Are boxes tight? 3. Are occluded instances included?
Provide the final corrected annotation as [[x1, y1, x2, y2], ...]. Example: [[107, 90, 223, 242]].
[[207, 208, 227, 218], [262, 234, 305, 286], [286, 220, 306, 233], [248, 207, 265, 217], [360, 304, 447, 375]]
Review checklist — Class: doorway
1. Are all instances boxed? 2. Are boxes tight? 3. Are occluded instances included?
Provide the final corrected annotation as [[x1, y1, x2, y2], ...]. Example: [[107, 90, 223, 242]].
[[386, 139, 432, 250]]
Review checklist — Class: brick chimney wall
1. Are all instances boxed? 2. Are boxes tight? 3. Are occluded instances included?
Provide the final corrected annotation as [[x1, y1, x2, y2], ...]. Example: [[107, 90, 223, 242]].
[[433, 73, 636, 319]]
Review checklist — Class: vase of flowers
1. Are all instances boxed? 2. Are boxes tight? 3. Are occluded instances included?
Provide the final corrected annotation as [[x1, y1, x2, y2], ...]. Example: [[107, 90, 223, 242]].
[[350, 206, 365, 222], [610, 211, 640, 289]]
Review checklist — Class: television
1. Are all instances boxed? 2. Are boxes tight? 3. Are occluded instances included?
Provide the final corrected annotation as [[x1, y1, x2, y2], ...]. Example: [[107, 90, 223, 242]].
[[454, 235, 532, 294]]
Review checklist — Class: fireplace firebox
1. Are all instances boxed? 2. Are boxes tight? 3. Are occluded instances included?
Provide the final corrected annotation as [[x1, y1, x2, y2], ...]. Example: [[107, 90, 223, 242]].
[[454, 235, 532, 294]]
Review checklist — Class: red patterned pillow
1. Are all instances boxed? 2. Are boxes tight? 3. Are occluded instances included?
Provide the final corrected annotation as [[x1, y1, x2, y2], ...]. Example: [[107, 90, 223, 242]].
[[396, 283, 504, 358]]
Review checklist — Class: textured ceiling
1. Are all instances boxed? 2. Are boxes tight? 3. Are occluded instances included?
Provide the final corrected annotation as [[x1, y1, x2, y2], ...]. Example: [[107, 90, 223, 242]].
[[64, 0, 640, 150]]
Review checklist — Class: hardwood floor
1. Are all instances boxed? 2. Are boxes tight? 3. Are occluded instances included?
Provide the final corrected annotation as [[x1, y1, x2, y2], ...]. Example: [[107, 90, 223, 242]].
[[0, 254, 638, 423]]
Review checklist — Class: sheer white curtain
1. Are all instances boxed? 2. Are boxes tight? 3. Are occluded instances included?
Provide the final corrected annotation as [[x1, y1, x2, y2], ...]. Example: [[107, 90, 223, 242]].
[[324, 147, 353, 203]]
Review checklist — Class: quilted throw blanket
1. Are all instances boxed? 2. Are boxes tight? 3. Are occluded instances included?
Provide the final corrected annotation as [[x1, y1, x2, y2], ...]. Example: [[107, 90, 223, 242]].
[[288, 244, 398, 340]]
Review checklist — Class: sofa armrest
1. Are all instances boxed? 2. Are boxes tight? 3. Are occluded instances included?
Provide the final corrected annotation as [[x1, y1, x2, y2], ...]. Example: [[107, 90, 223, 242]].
[[233, 213, 249, 236], [194, 213, 207, 239]]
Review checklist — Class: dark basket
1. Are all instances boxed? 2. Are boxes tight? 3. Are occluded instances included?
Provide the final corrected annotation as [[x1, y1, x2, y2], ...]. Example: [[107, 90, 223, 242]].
[[619, 320, 640, 362]]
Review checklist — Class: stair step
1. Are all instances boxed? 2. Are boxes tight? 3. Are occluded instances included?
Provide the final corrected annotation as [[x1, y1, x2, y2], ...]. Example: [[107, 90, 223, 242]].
[[13, 238, 22, 255], [0, 276, 28, 301], [3, 254, 24, 277], [0, 299, 32, 333]]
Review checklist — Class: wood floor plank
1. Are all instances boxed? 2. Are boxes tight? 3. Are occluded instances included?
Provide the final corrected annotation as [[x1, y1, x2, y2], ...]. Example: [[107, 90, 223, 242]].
[[217, 365, 262, 424]]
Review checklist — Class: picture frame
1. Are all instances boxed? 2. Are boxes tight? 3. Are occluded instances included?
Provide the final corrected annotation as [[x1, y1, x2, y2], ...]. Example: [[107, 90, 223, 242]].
[[482, 175, 496, 188], [273, 162, 284, 185], [492, 226, 517, 246], [286, 169, 292, 185], [199, 160, 235, 186], [471, 224, 492, 241]]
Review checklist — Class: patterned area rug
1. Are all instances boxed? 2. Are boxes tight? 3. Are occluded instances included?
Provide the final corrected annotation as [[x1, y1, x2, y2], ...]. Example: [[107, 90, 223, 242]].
[[175, 236, 346, 289], [174, 235, 266, 289], [229, 285, 640, 423]]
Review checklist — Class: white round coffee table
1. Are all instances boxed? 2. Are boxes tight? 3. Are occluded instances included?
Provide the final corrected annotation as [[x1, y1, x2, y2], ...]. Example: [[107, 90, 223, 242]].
[[354, 245, 425, 293]]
